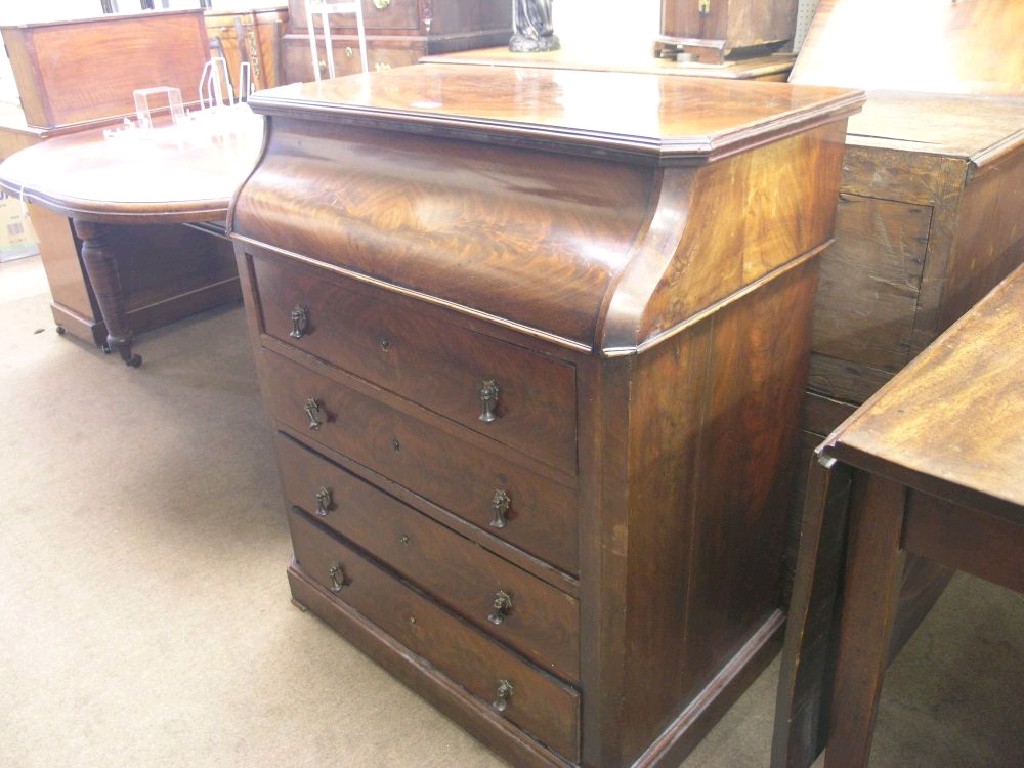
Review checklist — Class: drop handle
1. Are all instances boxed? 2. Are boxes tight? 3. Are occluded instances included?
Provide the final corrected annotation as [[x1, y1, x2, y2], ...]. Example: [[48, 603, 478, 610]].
[[487, 590, 513, 626], [290, 304, 309, 339], [304, 397, 324, 431], [328, 562, 346, 593], [479, 379, 500, 423], [314, 485, 332, 517], [492, 679, 514, 713], [491, 489, 510, 529]]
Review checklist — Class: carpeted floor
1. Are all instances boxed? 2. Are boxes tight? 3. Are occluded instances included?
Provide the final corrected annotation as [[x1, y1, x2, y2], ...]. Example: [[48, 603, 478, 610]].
[[1, 253, 1021, 767]]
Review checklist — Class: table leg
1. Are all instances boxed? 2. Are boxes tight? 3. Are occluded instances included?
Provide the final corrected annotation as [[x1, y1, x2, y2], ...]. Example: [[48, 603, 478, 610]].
[[771, 456, 853, 768], [824, 471, 906, 768], [72, 218, 141, 368]]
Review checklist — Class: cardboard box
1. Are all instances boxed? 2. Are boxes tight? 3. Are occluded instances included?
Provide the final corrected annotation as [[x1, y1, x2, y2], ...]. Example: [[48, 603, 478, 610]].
[[0, 195, 38, 261]]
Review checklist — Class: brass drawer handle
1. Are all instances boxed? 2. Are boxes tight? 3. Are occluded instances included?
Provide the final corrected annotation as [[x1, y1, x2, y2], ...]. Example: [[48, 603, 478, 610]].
[[372, 0, 390, 8], [487, 590, 513, 626], [304, 397, 324, 431], [491, 489, 510, 529], [479, 379, 500, 423], [328, 562, 346, 593], [492, 679, 514, 713], [314, 485, 332, 517], [290, 304, 309, 339]]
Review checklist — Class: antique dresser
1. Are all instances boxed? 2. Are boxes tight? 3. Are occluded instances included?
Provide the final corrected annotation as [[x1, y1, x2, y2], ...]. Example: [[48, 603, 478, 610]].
[[228, 64, 861, 768], [281, 0, 510, 82]]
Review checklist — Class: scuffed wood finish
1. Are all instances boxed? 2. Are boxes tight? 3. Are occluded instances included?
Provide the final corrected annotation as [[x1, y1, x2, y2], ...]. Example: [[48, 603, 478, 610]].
[[230, 65, 861, 768], [782, 263, 1024, 768], [805, 91, 1024, 437], [1, 11, 211, 132], [791, 0, 1024, 96]]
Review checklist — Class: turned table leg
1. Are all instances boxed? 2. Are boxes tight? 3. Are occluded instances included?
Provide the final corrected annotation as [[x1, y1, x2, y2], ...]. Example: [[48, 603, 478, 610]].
[[72, 218, 141, 368]]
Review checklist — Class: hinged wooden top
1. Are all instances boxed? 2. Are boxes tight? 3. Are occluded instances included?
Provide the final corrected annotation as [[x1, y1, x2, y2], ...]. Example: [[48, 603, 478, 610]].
[[821, 263, 1024, 521], [843, 91, 1024, 166], [246, 63, 862, 165], [231, 65, 859, 355]]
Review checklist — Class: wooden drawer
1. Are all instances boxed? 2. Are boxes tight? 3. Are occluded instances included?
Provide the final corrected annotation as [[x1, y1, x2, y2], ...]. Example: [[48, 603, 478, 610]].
[[288, 507, 581, 762], [262, 348, 580, 575], [251, 251, 578, 476], [275, 433, 581, 682], [289, 0, 420, 33]]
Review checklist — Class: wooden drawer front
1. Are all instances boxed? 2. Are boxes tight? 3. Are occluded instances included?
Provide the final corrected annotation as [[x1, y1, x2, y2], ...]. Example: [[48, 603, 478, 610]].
[[252, 252, 578, 476], [288, 508, 581, 762], [275, 433, 581, 682], [262, 349, 580, 575]]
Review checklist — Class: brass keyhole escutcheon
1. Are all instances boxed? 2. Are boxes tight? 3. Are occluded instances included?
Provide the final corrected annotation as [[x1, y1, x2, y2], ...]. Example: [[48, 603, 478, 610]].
[[372, 0, 391, 9]]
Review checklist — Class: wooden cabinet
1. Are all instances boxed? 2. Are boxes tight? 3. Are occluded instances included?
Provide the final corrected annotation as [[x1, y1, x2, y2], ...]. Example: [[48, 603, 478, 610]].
[[1, 10, 210, 132], [282, 0, 511, 82], [205, 5, 290, 91], [656, 0, 798, 64], [228, 65, 860, 768]]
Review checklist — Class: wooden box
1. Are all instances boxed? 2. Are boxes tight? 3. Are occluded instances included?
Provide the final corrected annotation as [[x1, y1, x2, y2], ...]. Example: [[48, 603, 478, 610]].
[[656, 0, 799, 63], [282, 0, 510, 82], [1, 10, 210, 132], [228, 65, 860, 768]]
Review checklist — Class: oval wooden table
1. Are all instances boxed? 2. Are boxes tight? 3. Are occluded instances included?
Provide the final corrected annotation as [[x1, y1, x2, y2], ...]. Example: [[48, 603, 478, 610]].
[[0, 106, 264, 367]]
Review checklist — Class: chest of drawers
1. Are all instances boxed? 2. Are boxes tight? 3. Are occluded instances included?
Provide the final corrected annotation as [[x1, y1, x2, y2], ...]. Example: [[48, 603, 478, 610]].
[[282, 0, 510, 81], [228, 64, 861, 768]]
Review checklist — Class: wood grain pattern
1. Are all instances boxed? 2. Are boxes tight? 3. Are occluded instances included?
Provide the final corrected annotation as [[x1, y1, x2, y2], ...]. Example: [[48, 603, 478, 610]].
[[275, 433, 581, 682], [251, 250, 579, 475], [660, 0, 798, 52], [231, 65, 860, 768], [1, 11, 211, 131], [288, 508, 581, 762], [262, 348, 581, 575]]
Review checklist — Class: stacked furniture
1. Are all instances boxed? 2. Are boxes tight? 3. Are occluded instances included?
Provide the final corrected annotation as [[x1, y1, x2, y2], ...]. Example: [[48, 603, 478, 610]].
[[281, 0, 510, 81], [784, 0, 1024, 591], [229, 64, 861, 768], [774, 0, 1024, 765]]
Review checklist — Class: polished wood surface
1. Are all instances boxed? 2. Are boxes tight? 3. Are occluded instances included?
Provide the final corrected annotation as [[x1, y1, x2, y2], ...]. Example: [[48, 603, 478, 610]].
[[0, 108, 264, 365], [1, 11, 211, 132], [0, 108, 264, 224], [422, 45, 795, 81], [791, 0, 1024, 96], [779, 263, 1024, 768], [230, 64, 861, 768]]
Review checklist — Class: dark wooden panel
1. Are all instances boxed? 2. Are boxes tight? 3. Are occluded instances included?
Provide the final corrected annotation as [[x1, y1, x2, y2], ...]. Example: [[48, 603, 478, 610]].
[[1, 11, 209, 131], [275, 433, 581, 682], [253, 251, 578, 476], [262, 348, 581, 575], [288, 508, 581, 762]]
